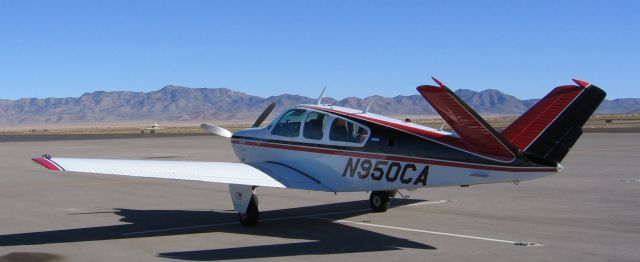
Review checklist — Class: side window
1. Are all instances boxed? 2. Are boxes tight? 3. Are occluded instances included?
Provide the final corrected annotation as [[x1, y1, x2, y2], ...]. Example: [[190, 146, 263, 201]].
[[271, 109, 306, 137], [329, 118, 369, 143], [303, 112, 327, 140]]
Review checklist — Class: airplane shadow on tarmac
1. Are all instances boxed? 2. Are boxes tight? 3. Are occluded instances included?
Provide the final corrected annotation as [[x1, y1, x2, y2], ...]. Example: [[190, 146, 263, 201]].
[[0, 199, 436, 260]]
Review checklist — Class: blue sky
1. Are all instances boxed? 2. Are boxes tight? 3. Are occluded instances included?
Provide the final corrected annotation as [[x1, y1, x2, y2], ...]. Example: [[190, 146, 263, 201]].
[[1, 1, 638, 100]]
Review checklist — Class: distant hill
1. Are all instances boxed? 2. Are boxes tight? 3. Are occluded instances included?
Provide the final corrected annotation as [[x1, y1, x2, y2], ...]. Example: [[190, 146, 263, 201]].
[[595, 98, 640, 114], [0, 85, 638, 127]]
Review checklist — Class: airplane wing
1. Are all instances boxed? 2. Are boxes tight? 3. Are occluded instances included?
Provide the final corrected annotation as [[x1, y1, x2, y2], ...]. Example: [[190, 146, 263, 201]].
[[417, 78, 517, 162], [32, 156, 332, 192]]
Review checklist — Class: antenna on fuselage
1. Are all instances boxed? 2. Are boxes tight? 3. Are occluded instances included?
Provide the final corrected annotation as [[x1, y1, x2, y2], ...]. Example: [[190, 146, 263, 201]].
[[363, 97, 374, 113], [315, 86, 326, 105]]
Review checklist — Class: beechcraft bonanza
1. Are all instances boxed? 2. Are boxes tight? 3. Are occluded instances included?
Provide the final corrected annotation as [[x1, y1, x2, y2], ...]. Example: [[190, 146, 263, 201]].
[[33, 78, 606, 226]]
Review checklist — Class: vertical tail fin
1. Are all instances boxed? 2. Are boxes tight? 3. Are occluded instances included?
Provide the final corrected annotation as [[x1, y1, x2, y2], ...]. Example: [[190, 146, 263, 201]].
[[501, 80, 606, 163]]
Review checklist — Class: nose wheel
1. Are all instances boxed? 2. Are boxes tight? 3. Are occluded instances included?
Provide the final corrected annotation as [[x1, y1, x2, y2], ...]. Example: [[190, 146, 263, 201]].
[[369, 191, 391, 212]]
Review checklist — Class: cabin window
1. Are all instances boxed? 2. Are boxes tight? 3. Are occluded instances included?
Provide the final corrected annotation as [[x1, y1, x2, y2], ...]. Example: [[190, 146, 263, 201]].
[[303, 112, 327, 140], [271, 109, 306, 137], [329, 118, 369, 143]]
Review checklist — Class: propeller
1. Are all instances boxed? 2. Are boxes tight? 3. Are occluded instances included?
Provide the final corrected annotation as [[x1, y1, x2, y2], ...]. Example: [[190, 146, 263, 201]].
[[200, 123, 233, 138], [201, 102, 276, 138], [252, 102, 276, 128]]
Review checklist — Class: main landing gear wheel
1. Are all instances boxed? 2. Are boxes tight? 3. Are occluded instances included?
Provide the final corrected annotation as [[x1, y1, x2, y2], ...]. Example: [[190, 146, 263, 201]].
[[369, 191, 391, 212], [238, 195, 259, 227]]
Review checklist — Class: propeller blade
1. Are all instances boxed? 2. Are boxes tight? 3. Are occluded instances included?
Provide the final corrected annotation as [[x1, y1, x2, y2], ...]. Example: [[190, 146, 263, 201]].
[[200, 123, 233, 138], [252, 102, 276, 128]]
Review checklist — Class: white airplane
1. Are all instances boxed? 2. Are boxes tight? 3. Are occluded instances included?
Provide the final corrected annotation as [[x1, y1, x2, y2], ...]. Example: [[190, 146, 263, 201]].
[[33, 78, 606, 226]]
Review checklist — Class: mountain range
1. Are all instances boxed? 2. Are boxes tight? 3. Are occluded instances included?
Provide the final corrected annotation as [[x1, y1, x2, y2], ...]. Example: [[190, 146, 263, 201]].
[[1, 85, 638, 127]]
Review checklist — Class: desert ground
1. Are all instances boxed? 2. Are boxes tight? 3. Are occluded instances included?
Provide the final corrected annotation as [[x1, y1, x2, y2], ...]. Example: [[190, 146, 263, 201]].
[[0, 132, 639, 261]]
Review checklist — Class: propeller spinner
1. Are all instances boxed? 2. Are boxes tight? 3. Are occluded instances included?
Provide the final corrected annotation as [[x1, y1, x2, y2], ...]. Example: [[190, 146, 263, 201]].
[[201, 102, 276, 138]]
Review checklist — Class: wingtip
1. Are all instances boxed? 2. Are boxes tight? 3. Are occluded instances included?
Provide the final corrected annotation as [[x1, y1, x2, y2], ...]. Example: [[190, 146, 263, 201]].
[[431, 77, 446, 88], [32, 156, 62, 171], [572, 79, 591, 88]]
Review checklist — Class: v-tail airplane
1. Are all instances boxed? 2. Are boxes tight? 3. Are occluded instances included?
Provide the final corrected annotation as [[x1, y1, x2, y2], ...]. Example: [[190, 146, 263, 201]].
[[32, 78, 606, 226]]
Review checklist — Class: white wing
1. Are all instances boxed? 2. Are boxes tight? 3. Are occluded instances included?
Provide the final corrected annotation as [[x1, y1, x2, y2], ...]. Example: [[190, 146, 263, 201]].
[[32, 156, 332, 192]]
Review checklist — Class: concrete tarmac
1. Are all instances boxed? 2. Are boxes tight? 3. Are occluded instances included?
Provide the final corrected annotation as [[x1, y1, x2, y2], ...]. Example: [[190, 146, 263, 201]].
[[0, 134, 639, 261]]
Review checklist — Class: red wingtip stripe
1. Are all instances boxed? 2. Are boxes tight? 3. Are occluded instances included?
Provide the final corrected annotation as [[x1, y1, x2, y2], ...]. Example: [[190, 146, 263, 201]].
[[32, 157, 61, 171], [431, 77, 446, 88], [572, 79, 591, 88]]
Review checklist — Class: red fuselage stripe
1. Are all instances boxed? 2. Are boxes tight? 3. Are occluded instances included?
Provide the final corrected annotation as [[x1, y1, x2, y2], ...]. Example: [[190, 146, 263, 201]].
[[302, 106, 514, 162], [231, 139, 556, 173]]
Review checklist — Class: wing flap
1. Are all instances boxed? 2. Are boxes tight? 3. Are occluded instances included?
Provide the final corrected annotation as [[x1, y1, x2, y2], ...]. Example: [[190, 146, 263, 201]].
[[32, 157, 330, 191], [417, 78, 517, 161]]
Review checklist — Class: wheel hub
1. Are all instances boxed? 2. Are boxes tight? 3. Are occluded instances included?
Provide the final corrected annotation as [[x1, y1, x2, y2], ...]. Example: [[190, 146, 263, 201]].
[[373, 196, 381, 206]]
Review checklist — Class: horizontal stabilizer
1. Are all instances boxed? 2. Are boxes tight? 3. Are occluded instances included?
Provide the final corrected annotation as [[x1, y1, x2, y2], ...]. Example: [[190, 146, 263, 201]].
[[417, 78, 516, 161], [503, 80, 606, 163], [501, 85, 584, 151]]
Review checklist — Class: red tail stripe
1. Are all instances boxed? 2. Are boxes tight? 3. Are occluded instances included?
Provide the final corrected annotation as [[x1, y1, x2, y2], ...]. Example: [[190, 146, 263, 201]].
[[431, 77, 446, 88], [572, 79, 591, 88]]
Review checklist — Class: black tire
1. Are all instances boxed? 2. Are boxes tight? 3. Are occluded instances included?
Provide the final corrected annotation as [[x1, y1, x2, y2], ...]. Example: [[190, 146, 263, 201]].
[[238, 196, 259, 226], [369, 191, 390, 212]]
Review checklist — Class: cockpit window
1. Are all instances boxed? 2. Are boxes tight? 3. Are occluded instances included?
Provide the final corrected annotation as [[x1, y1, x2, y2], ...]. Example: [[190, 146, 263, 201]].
[[303, 112, 327, 140], [271, 109, 306, 137], [329, 118, 369, 143]]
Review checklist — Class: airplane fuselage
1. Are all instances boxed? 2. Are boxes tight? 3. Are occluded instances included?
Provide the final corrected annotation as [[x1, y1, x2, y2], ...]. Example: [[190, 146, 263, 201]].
[[231, 104, 559, 192]]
